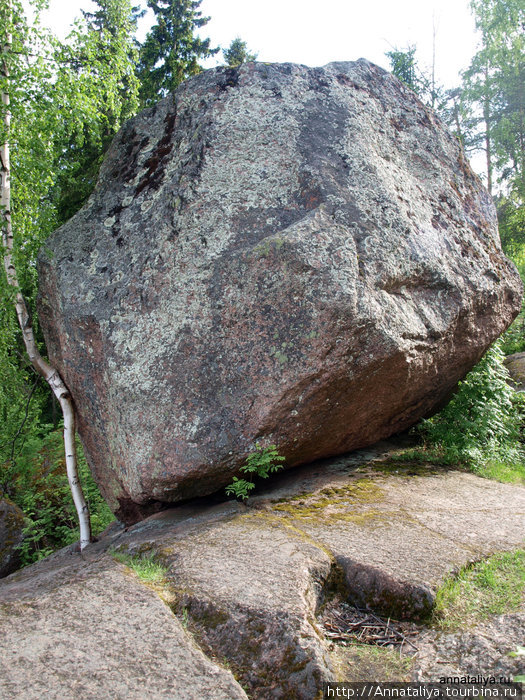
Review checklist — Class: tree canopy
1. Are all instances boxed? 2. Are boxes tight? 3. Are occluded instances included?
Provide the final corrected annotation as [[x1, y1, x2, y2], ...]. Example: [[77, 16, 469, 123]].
[[386, 2, 525, 259], [0, 0, 141, 557]]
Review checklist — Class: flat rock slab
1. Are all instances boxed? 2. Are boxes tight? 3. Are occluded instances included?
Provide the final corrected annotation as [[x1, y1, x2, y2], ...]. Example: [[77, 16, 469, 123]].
[[0, 555, 247, 700], [1, 447, 524, 698], [414, 611, 525, 681], [252, 460, 525, 618]]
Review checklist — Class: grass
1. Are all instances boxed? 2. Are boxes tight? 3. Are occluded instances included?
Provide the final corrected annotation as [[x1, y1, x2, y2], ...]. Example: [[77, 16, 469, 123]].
[[111, 549, 168, 584], [331, 644, 413, 682], [433, 550, 525, 630], [471, 459, 525, 484], [392, 444, 525, 485]]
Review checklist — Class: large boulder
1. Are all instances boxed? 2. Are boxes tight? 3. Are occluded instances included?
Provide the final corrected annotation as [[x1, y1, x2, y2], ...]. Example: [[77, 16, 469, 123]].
[[37, 60, 522, 522]]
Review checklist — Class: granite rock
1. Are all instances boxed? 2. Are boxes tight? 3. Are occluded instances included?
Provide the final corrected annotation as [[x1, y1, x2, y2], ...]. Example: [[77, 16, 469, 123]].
[[37, 60, 522, 521], [504, 352, 525, 391]]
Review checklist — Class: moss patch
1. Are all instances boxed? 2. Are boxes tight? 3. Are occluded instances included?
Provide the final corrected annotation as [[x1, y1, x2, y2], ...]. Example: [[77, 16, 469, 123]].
[[269, 479, 386, 523], [362, 457, 451, 477]]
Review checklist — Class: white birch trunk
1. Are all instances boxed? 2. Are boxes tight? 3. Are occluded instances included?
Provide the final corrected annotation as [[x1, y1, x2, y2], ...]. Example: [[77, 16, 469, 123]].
[[1, 4, 91, 550]]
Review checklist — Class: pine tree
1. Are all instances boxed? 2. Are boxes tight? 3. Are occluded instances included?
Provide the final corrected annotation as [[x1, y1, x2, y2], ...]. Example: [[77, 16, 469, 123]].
[[462, 0, 525, 197], [459, 0, 525, 255], [138, 0, 218, 107]]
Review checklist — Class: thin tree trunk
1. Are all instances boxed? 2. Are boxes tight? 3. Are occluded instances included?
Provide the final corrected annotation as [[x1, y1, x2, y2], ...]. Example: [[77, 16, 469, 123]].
[[452, 95, 464, 146], [431, 13, 437, 110], [483, 64, 493, 195], [1, 3, 91, 550]]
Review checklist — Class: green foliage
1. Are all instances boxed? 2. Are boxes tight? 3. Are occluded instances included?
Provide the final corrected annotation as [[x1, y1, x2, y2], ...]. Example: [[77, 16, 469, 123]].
[[2, 427, 114, 566], [386, 45, 422, 93], [0, 0, 139, 565], [385, 44, 445, 111], [111, 549, 168, 583], [225, 444, 285, 500], [137, 0, 219, 107], [498, 194, 525, 262], [433, 550, 525, 629], [241, 444, 286, 478], [50, 0, 141, 224], [225, 477, 256, 501], [460, 0, 525, 199], [222, 37, 257, 67], [416, 341, 525, 478], [0, 0, 141, 311]]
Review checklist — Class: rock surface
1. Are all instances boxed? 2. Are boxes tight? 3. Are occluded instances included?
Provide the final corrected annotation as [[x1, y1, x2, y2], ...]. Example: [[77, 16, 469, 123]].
[[1, 446, 524, 698], [415, 613, 525, 682], [37, 60, 522, 520], [0, 556, 248, 700], [504, 352, 525, 391], [0, 498, 24, 578]]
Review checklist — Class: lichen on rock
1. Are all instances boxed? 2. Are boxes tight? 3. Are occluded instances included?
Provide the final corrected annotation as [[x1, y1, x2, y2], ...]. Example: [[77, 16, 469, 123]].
[[37, 60, 522, 522]]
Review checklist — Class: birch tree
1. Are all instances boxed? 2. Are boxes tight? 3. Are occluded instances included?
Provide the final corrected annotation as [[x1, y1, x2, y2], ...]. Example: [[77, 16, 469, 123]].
[[0, 0, 92, 550], [1, 0, 141, 554]]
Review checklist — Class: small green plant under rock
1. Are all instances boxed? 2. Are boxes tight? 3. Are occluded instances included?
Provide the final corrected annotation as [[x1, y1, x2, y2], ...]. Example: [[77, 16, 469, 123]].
[[226, 444, 285, 500]]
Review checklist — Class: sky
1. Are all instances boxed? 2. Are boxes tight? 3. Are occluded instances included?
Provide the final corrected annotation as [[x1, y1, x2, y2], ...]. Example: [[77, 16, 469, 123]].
[[41, 0, 486, 178], [43, 0, 481, 91]]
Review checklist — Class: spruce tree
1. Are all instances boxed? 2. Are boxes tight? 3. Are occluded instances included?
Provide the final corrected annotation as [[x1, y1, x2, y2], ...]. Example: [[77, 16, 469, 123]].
[[138, 0, 218, 107], [223, 37, 257, 67]]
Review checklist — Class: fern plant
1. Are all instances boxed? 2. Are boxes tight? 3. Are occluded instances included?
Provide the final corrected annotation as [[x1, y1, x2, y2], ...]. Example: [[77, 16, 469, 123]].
[[226, 444, 285, 500]]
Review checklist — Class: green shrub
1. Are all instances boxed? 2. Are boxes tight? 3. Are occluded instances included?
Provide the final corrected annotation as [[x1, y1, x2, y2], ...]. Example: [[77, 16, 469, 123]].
[[417, 340, 525, 479], [226, 444, 285, 500]]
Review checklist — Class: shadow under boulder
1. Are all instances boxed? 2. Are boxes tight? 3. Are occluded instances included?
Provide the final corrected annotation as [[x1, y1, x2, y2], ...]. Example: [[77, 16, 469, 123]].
[[0, 498, 24, 579]]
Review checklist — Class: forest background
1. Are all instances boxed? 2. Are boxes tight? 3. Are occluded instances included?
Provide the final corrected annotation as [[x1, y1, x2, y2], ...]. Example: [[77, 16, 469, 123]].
[[0, 0, 524, 564]]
